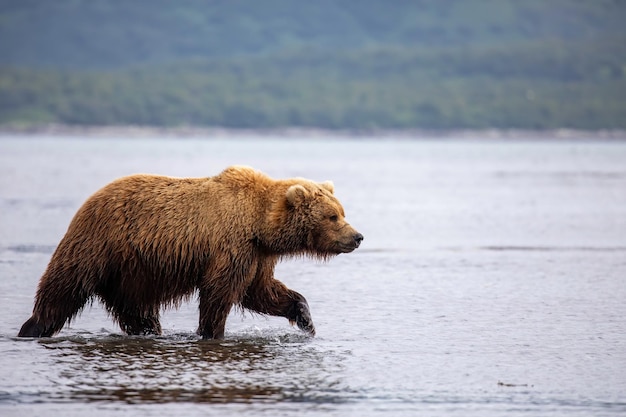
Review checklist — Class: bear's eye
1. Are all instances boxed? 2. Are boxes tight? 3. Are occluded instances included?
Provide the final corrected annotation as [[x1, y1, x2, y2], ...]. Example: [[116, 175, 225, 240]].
[[329, 215, 338, 222]]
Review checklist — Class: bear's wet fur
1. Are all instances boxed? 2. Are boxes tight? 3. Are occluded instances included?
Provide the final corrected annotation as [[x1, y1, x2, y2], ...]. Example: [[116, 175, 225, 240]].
[[18, 166, 363, 339]]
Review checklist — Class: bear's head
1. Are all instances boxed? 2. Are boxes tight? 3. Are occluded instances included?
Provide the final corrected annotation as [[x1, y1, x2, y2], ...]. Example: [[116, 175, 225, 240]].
[[279, 179, 363, 257]]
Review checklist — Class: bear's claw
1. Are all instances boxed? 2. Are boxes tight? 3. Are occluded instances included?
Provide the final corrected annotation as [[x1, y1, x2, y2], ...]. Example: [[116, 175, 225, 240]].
[[291, 301, 315, 336]]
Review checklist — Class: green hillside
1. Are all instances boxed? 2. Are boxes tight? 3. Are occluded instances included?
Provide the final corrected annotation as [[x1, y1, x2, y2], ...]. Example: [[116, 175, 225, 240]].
[[1, 0, 625, 130]]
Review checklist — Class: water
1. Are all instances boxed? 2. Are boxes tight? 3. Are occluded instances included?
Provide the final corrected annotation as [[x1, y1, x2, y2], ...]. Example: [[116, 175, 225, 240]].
[[1, 134, 625, 416]]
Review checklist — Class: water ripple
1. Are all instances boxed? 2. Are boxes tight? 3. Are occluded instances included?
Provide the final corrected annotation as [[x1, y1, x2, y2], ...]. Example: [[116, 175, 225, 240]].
[[3, 331, 360, 407]]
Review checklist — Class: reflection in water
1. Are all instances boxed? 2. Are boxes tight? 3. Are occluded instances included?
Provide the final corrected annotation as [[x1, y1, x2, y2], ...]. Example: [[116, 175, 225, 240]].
[[35, 332, 354, 405]]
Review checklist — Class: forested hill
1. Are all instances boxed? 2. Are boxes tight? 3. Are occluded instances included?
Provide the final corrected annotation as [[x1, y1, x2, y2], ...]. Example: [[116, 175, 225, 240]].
[[2, 0, 624, 69], [1, 0, 625, 130]]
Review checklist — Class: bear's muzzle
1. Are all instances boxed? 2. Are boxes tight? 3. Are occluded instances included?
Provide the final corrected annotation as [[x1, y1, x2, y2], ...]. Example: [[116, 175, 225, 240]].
[[337, 232, 364, 253]]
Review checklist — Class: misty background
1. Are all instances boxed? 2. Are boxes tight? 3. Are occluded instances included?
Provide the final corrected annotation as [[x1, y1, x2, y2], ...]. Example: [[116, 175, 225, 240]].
[[1, 0, 625, 130]]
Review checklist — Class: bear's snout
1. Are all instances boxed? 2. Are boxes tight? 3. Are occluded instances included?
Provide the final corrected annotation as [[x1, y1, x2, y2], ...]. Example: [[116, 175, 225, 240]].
[[353, 233, 364, 247], [335, 230, 364, 253]]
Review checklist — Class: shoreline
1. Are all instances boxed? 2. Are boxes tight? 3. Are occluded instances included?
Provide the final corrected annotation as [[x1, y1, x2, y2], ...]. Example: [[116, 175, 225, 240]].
[[1, 124, 626, 140]]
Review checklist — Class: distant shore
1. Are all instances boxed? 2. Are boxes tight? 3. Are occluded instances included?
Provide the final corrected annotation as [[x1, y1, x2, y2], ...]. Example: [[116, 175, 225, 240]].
[[1, 124, 626, 140]]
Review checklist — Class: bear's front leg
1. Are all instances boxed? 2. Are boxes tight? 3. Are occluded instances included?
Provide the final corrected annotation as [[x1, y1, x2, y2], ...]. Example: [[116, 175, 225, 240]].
[[197, 291, 232, 339], [242, 276, 316, 336], [285, 294, 316, 336]]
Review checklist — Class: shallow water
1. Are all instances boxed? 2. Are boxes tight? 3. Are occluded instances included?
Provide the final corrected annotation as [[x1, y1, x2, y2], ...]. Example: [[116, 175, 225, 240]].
[[1, 134, 625, 416]]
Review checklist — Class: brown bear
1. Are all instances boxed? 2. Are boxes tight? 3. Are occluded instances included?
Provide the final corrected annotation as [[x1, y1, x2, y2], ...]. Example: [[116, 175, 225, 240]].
[[17, 166, 363, 339]]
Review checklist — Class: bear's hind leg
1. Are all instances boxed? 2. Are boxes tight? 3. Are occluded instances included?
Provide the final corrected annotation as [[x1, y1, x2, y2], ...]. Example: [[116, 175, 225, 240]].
[[118, 312, 162, 335], [18, 316, 48, 337], [18, 315, 65, 337], [18, 272, 93, 337], [98, 291, 162, 336]]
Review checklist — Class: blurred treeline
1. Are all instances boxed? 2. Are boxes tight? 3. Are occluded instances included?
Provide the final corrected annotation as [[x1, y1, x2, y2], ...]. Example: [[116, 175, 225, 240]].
[[1, 0, 625, 130]]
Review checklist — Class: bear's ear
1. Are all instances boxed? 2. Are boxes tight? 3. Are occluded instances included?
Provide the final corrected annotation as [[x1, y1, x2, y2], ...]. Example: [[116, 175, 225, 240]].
[[286, 184, 309, 206], [319, 180, 334, 194]]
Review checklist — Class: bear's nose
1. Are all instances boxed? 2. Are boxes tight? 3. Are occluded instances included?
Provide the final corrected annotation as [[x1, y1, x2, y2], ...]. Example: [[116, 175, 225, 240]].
[[353, 233, 364, 246]]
